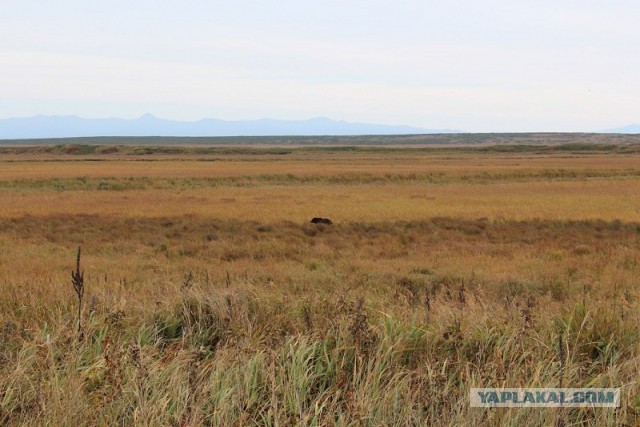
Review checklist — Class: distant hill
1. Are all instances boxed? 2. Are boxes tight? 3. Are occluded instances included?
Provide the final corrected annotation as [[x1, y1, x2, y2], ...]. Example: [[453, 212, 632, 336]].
[[600, 124, 640, 134], [5, 133, 640, 148], [0, 114, 460, 139]]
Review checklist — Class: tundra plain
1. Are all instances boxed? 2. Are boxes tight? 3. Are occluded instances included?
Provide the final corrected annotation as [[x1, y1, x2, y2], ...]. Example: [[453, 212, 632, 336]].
[[0, 143, 639, 425]]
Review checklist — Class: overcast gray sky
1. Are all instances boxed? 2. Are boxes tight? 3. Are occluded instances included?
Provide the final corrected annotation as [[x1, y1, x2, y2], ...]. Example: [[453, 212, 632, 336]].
[[1, 0, 638, 131]]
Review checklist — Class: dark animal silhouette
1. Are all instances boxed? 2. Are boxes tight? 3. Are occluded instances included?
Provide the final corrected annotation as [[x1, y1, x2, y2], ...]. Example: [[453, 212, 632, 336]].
[[311, 217, 333, 225]]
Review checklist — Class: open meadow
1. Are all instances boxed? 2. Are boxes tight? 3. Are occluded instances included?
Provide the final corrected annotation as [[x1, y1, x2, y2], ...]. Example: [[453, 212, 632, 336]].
[[1, 143, 639, 425]]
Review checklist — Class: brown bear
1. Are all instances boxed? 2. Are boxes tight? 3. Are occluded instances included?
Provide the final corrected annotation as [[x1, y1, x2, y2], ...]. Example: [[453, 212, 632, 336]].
[[311, 217, 333, 225]]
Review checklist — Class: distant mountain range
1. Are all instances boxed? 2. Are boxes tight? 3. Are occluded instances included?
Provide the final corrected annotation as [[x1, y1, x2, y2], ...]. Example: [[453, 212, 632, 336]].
[[600, 124, 640, 134], [0, 114, 460, 139]]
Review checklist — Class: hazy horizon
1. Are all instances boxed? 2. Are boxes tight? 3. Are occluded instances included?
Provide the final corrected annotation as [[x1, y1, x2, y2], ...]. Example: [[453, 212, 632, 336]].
[[0, 113, 465, 139], [2, 113, 638, 134], [2, 1, 639, 132]]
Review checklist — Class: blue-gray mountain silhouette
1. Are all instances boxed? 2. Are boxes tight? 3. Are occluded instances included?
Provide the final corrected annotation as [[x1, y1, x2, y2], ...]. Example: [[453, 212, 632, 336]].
[[600, 124, 640, 134], [0, 114, 461, 139]]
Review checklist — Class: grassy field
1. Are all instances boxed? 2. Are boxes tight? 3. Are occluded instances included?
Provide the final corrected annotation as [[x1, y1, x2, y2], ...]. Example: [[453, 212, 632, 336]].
[[0, 144, 639, 425]]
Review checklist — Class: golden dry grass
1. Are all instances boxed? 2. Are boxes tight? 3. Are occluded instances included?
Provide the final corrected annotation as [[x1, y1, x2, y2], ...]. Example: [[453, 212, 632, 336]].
[[1, 180, 640, 222], [0, 146, 639, 425], [1, 150, 640, 222], [1, 151, 640, 178]]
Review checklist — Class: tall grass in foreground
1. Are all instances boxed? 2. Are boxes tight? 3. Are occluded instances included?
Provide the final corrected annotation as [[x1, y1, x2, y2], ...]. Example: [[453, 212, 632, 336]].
[[1, 215, 639, 425], [0, 266, 638, 425]]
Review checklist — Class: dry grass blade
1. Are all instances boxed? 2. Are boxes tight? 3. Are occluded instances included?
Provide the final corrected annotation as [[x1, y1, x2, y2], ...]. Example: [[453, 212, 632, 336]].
[[71, 246, 85, 336]]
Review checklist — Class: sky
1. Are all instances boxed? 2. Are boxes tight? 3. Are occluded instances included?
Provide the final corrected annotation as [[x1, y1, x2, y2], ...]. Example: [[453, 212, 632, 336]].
[[1, 0, 639, 132]]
